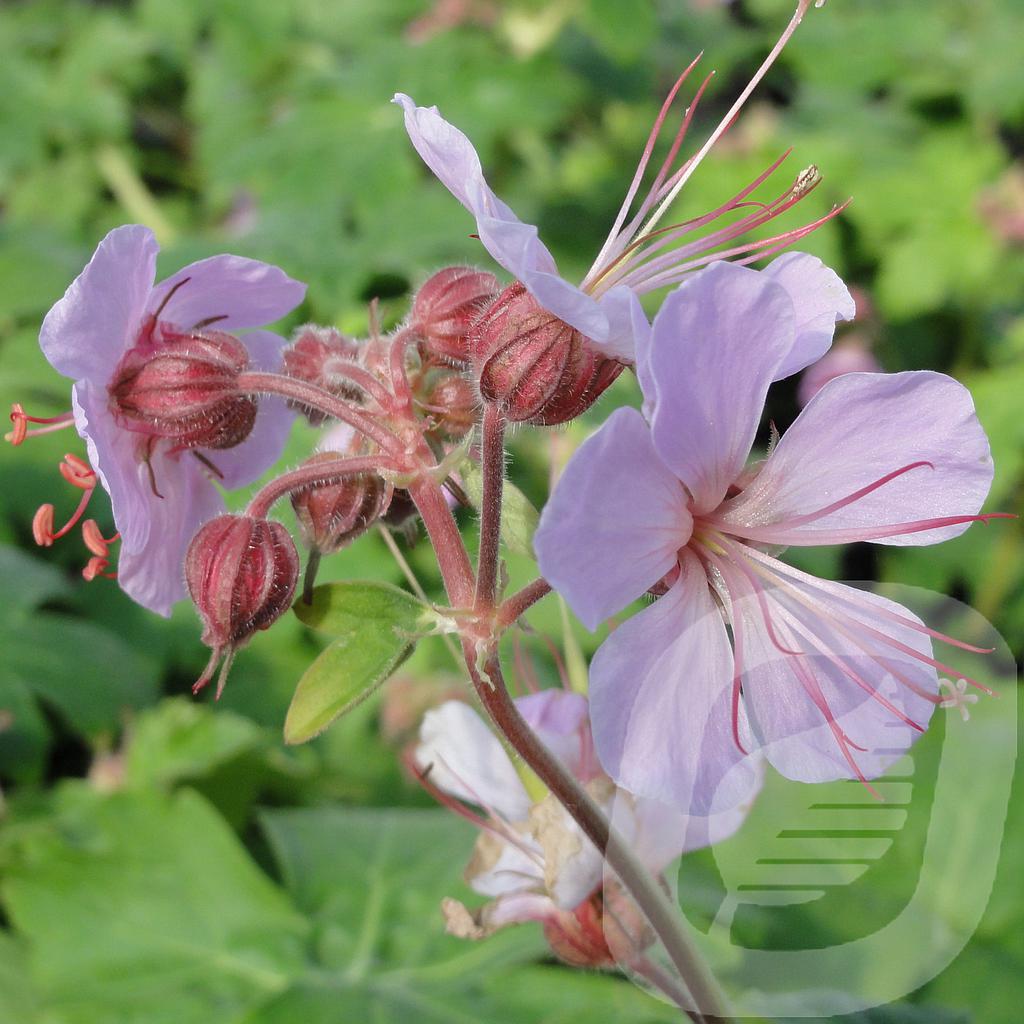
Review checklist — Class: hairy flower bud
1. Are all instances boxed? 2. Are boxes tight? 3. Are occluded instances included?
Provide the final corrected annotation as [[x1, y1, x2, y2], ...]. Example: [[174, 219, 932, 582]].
[[424, 372, 478, 441], [411, 266, 500, 366], [186, 514, 299, 696], [283, 325, 363, 425], [108, 328, 256, 449], [289, 453, 388, 554], [470, 283, 624, 425]]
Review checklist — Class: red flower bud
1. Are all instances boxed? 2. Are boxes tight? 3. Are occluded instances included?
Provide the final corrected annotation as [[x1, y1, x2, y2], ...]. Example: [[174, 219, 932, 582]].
[[424, 372, 479, 441], [109, 328, 256, 450], [186, 514, 299, 697], [469, 283, 624, 426], [283, 325, 364, 425], [411, 266, 500, 366], [289, 453, 388, 554]]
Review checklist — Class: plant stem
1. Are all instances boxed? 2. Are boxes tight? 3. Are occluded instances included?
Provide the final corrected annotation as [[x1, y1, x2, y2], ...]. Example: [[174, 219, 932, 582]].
[[399, 400, 731, 1019], [471, 653, 730, 1023], [302, 550, 321, 605], [245, 454, 392, 519], [474, 404, 506, 612], [497, 577, 552, 627], [237, 371, 403, 453]]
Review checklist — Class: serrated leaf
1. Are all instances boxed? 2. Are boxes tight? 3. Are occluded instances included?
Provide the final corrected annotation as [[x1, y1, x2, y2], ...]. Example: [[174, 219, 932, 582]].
[[460, 461, 539, 559], [286, 582, 427, 743]]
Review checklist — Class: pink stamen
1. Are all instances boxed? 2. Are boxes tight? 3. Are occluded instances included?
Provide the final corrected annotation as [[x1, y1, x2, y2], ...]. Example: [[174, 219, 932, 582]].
[[737, 544, 993, 699], [32, 485, 95, 547], [6, 404, 75, 446], [778, 600, 927, 733], [59, 453, 98, 490], [740, 544, 995, 657], [731, 512, 1014, 547], [643, 0, 820, 236], [585, 56, 705, 284]]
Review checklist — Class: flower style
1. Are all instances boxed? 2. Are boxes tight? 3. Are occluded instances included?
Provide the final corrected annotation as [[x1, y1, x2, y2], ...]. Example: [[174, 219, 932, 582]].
[[35, 224, 306, 615], [415, 689, 757, 961], [534, 260, 1000, 815], [393, 2, 844, 366]]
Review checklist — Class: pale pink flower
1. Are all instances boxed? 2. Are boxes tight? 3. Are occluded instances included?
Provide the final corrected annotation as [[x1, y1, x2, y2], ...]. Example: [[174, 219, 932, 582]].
[[535, 261, 998, 814], [38, 224, 305, 615]]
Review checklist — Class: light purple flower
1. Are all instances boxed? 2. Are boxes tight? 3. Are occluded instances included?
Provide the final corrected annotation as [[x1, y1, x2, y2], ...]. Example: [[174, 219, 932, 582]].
[[415, 689, 758, 943], [535, 260, 997, 815], [394, 5, 851, 364], [40, 224, 306, 616]]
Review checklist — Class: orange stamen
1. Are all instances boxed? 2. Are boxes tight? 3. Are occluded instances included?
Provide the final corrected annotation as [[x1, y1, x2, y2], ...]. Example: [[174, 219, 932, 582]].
[[82, 556, 117, 581], [59, 453, 97, 490], [6, 403, 75, 446]]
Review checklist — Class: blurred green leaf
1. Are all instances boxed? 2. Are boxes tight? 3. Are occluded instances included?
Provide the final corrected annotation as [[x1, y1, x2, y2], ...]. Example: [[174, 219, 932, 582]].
[[1, 787, 310, 1024], [461, 461, 540, 559], [257, 805, 676, 1022], [0, 932, 42, 1024]]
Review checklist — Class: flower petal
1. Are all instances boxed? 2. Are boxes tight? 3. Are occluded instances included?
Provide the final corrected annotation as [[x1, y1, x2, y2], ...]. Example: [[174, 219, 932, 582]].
[[467, 835, 544, 898], [516, 690, 590, 777], [593, 284, 650, 363], [762, 252, 856, 380], [208, 330, 297, 489], [416, 701, 531, 821], [117, 458, 224, 617], [149, 255, 306, 331], [641, 261, 796, 514], [71, 381, 152, 553], [714, 371, 994, 547], [589, 550, 761, 815], [724, 548, 938, 783], [535, 407, 692, 631], [40, 225, 158, 383]]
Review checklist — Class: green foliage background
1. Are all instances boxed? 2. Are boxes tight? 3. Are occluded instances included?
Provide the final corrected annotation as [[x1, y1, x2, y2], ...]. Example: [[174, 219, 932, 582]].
[[0, 1, 1021, 1021]]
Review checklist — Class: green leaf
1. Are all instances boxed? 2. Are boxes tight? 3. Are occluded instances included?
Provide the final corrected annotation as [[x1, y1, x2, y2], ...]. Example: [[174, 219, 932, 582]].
[[0, 932, 42, 1024], [1, 787, 310, 1024], [255, 806, 677, 1023], [460, 461, 540, 559], [286, 582, 428, 743]]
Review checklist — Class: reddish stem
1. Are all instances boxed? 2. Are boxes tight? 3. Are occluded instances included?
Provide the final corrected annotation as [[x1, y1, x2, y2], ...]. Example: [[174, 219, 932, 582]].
[[246, 455, 393, 519], [497, 577, 552, 627], [474, 404, 506, 612], [237, 371, 404, 453]]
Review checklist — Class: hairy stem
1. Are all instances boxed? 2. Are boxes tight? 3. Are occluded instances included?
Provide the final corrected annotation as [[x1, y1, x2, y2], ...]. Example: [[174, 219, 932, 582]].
[[471, 654, 730, 1023], [245, 454, 391, 519], [237, 371, 403, 453], [497, 577, 552, 627], [474, 404, 506, 612]]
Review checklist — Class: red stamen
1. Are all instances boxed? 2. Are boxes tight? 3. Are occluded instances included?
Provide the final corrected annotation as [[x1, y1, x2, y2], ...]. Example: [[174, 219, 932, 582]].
[[32, 486, 95, 547], [59, 453, 98, 490], [82, 556, 117, 581], [82, 520, 119, 558], [6, 404, 75, 446]]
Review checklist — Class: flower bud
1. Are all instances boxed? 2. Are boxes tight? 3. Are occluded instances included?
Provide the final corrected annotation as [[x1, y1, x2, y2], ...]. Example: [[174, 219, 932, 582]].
[[283, 325, 363, 425], [424, 372, 478, 441], [109, 328, 256, 450], [289, 453, 388, 554], [470, 283, 624, 425], [411, 266, 501, 366], [186, 514, 299, 696]]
